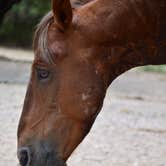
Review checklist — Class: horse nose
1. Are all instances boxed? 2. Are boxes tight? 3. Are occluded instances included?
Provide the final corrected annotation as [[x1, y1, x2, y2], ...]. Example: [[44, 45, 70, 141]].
[[17, 147, 31, 166]]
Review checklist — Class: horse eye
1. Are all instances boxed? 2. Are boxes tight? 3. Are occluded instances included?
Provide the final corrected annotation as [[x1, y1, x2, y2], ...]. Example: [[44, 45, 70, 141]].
[[37, 69, 50, 80]]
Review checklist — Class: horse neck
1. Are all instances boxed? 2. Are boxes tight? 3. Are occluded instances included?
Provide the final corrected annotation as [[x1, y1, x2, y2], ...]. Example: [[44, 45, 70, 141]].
[[76, 0, 159, 42], [75, 0, 166, 78]]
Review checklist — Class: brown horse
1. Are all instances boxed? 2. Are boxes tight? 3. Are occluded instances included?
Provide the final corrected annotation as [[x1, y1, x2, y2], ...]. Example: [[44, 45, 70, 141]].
[[17, 0, 166, 165]]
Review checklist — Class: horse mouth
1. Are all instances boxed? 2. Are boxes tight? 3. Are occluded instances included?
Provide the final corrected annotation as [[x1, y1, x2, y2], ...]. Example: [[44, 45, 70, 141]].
[[30, 153, 66, 166], [42, 153, 67, 166], [18, 158, 67, 166], [18, 149, 67, 166]]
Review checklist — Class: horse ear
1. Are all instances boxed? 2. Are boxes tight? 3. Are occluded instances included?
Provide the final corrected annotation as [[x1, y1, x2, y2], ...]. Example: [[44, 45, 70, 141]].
[[52, 0, 73, 29]]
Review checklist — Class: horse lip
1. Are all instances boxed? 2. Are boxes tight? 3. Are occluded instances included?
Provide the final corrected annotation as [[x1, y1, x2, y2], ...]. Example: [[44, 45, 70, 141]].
[[31, 151, 66, 166], [45, 154, 67, 166], [27, 153, 66, 166]]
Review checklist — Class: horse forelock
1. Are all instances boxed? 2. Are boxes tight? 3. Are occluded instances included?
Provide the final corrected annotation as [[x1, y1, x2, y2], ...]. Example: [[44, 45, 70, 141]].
[[33, 12, 54, 63]]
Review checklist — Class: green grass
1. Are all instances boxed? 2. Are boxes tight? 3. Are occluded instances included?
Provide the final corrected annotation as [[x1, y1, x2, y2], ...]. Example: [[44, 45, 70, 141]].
[[141, 65, 166, 74]]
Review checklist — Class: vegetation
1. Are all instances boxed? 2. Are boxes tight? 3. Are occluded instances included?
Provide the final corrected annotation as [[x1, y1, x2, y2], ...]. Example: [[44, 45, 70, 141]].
[[0, 0, 21, 25], [141, 65, 166, 74], [0, 0, 50, 47]]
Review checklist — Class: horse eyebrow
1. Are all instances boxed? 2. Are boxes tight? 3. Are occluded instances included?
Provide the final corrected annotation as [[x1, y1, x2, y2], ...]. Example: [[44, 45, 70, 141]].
[[33, 59, 50, 68]]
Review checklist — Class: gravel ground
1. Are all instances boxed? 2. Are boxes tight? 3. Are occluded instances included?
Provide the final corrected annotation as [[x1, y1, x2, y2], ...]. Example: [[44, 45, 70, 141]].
[[0, 48, 166, 166], [0, 84, 25, 166]]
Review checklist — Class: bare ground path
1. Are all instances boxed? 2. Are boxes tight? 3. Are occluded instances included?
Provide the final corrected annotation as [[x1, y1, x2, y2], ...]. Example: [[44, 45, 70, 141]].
[[0, 47, 166, 166]]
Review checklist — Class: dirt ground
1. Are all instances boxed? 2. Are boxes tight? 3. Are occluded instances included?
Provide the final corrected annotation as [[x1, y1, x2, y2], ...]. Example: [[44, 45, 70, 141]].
[[0, 47, 166, 166]]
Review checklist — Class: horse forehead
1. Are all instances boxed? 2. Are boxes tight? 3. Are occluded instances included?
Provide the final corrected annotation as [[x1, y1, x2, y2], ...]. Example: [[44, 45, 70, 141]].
[[48, 29, 68, 52], [48, 23, 66, 41], [49, 40, 66, 55]]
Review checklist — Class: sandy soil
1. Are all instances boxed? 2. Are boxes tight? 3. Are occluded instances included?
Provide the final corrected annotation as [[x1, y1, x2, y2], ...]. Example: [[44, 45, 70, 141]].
[[0, 50, 166, 166]]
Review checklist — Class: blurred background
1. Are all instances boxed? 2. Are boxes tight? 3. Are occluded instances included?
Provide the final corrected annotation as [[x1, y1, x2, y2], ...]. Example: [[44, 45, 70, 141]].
[[0, 0, 50, 47], [0, 1, 166, 166]]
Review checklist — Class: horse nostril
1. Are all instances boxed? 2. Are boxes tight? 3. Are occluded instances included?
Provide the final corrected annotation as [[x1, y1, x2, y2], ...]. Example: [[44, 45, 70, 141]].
[[18, 147, 31, 166]]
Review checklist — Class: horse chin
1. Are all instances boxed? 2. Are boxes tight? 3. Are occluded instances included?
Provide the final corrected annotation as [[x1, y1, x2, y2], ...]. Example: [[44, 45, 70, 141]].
[[30, 158, 66, 166], [31, 153, 67, 166], [36, 157, 66, 166]]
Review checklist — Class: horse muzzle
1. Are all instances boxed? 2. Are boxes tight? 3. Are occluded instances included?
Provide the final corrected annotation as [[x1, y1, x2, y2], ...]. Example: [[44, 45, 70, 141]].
[[17, 140, 67, 166]]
